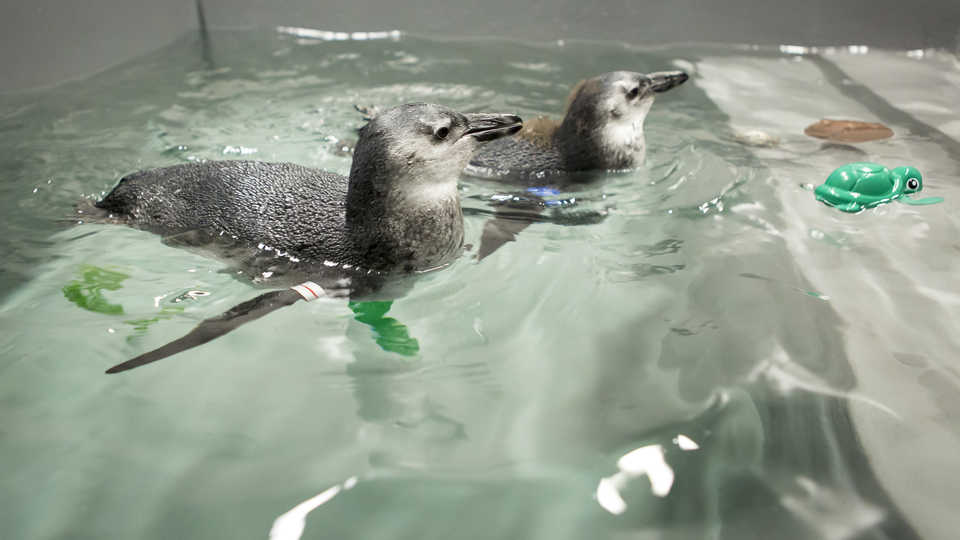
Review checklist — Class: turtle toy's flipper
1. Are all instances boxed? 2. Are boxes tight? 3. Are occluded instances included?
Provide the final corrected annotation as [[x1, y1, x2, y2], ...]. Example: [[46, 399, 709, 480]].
[[814, 183, 866, 212], [900, 194, 944, 206], [105, 288, 306, 373]]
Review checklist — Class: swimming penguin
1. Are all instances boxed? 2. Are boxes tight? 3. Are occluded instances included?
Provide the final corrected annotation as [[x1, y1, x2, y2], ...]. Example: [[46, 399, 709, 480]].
[[94, 103, 522, 373], [463, 71, 687, 258], [466, 70, 688, 182]]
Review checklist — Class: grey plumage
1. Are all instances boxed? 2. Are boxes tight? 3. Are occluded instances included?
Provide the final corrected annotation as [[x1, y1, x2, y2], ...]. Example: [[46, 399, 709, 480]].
[[94, 103, 522, 283], [466, 137, 567, 183], [97, 160, 354, 265]]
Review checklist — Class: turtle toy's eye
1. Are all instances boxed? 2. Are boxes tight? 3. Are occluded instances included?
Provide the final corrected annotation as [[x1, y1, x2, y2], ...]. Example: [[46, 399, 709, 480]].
[[907, 178, 920, 190]]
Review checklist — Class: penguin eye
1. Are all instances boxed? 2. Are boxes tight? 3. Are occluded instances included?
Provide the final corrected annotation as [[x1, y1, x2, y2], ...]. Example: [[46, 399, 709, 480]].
[[434, 126, 450, 140], [907, 178, 919, 190], [626, 87, 640, 100]]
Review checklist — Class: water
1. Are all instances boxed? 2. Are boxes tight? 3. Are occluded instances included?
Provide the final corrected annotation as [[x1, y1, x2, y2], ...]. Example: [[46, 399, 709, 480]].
[[1, 29, 959, 540]]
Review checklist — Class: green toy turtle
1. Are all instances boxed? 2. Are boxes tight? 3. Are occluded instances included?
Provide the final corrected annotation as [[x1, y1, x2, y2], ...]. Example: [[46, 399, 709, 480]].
[[814, 162, 941, 212]]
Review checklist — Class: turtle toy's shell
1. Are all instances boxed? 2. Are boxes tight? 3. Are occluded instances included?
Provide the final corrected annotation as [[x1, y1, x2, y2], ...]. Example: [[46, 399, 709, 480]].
[[814, 162, 923, 212]]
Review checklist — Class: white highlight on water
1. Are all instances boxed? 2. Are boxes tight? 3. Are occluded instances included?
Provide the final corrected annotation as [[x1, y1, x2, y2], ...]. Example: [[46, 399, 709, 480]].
[[269, 476, 359, 540], [276, 26, 402, 41], [595, 434, 701, 514], [674, 434, 700, 450]]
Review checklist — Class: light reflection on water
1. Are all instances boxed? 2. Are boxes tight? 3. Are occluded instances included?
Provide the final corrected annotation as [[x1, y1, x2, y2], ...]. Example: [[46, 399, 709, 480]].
[[270, 475, 358, 540], [0, 28, 958, 540]]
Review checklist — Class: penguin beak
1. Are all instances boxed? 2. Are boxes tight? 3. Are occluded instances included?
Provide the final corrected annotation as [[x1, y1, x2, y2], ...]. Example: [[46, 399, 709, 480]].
[[462, 113, 523, 142], [648, 71, 689, 93]]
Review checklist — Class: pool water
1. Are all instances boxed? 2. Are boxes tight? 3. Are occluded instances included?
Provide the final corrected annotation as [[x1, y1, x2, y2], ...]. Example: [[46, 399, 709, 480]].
[[2, 29, 959, 540]]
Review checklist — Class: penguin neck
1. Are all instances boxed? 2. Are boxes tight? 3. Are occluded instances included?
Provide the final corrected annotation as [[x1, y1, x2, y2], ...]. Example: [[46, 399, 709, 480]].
[[345, 169, 463, 273], [554, 114, 647, 171]]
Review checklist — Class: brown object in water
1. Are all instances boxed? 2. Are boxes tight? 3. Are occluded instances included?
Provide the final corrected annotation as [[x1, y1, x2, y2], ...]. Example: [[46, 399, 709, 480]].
[[804, 118, 894, 143]]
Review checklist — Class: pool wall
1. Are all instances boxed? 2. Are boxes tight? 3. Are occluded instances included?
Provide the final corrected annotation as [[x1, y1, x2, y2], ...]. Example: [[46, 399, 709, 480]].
[[3, 0, 959, 92]]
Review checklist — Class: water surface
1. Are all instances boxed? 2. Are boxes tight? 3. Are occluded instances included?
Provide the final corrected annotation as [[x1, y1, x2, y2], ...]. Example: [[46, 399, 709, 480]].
[[1, 29, 959, 540]]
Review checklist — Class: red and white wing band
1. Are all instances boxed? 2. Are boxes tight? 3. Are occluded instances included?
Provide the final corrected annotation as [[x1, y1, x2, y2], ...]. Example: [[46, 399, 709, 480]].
[[290, 281, 325, 301]]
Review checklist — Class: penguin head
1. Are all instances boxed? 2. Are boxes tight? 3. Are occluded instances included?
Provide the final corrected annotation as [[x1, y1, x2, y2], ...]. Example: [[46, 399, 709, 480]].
[[351, 103, 522, 188], [560, 70, 687, 169]]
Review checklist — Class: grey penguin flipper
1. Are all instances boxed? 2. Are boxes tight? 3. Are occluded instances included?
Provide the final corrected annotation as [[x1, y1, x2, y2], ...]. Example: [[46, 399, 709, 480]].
[[477, 210, 541, 260], [476, 205, 608, 259], [478, 217, 534, 260], [105, 289, 303, 374], [474, 190, 549, 260]]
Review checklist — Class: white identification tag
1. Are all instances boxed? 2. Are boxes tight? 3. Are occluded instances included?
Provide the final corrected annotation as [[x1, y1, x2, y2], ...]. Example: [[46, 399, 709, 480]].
[[290, 281, 325, 301]]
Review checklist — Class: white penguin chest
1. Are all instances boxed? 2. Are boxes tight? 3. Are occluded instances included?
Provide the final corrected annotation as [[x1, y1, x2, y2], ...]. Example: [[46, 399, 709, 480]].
[[602, 119, 647, 165]]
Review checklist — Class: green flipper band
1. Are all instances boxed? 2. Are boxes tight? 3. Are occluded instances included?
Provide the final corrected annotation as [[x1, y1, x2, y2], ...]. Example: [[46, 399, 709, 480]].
[[349, 301, 420, 356]]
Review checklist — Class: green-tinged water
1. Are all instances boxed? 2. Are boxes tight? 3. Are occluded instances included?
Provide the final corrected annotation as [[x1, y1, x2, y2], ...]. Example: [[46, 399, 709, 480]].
[[2, 29, 959, 540]]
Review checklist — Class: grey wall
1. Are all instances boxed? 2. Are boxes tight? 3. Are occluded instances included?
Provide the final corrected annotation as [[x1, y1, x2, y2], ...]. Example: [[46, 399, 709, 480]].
[[2, 0, 959, 93], [1, 0, 196, 92], [202, 0, 960, 51]]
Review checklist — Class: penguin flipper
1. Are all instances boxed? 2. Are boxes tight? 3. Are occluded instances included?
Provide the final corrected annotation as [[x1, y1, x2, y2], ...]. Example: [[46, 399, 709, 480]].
[[105, 288, 303, 374], [477, 213, 537, 260], [475, 190, 608, 259]]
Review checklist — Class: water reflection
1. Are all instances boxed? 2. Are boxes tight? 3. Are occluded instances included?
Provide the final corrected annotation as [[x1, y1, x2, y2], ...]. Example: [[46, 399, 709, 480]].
[[348, 301, 420, 356], [270, 476, 358, 540], [780, 476, 885, 540], [0, 30, 950, 540], [597, 439, 687, 514]]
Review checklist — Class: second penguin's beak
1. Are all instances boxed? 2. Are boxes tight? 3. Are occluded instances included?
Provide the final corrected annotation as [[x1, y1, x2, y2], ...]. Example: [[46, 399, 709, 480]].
[[648, 71, 689, 93], [463, 113, 523, 142]]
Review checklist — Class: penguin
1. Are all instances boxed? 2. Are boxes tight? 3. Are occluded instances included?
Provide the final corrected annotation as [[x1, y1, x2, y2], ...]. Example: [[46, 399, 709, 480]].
[[466, 70, 688, 182], [466, 70, 688, 258], [92, 103, 522, 372]]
